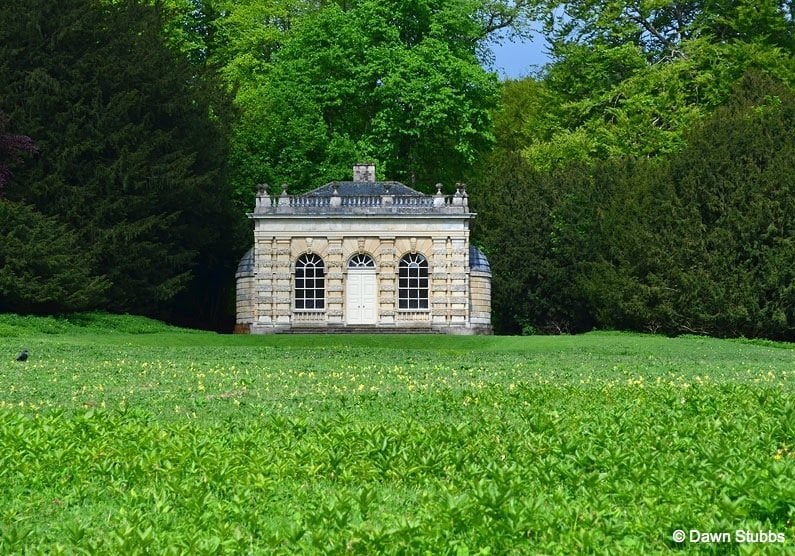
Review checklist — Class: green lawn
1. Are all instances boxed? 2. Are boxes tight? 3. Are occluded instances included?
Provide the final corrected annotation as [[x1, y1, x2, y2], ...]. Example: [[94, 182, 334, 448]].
[[0, 314, 793, 554]]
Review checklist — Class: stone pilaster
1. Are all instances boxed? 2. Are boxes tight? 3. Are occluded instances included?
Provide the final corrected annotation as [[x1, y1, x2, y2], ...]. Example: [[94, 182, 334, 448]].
[[254, 238, 275, 326], [378, 238, 396, 324], [273, 238, 292, 325], [326, 239, 345, 324], [431, 237, 449, 326], [449, 237, 468, 327]]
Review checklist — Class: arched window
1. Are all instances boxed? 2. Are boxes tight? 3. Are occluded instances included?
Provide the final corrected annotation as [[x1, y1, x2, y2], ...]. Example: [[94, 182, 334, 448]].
[[348, 254, 375, 269], [398, 253, 428, 310], [295, 254, 325, 310]]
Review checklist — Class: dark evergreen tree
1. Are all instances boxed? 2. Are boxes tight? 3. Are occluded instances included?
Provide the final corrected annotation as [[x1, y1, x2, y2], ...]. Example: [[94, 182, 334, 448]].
[[475, 71, 795, 339], [0, 0, 243, 326], [0, 111, 37, 194], [470, 152, 594, 334], [569, 72, 795, 339], [570, 158, 699, 334], [0, 200, 109, 313], [668, 71, 795, 338]]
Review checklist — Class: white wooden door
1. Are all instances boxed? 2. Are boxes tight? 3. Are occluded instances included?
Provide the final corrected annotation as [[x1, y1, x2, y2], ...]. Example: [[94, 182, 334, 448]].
[[346, 271, 377, 324]]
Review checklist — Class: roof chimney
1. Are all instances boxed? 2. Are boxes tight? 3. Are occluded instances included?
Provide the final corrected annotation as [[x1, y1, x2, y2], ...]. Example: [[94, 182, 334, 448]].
[[353, 163, 376, 182]]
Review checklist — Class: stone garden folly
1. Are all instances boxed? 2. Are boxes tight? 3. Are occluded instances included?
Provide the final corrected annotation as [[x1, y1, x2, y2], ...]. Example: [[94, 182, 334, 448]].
[[235, 164, 491, 334]]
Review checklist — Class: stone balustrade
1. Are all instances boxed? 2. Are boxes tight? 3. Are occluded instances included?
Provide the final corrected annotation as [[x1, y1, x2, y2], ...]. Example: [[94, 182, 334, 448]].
[[341, 195, 383, 207], [395, 310, 431, 323], [288, 196, 331, 208], [252, 183, 470, 215], [292, 311, 326, 324]]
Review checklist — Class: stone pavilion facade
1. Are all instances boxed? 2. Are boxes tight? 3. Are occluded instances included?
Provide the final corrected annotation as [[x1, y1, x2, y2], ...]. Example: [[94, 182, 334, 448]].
[[235, 164, 491, 334]]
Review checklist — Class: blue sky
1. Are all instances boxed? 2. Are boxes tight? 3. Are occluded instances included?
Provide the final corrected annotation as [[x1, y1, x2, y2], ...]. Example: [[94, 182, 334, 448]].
[[488, 31, 552, 79]]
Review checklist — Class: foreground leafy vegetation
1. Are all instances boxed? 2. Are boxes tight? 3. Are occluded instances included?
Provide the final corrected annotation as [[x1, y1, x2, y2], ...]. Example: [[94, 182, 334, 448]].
[[1, 315, 793, 553]]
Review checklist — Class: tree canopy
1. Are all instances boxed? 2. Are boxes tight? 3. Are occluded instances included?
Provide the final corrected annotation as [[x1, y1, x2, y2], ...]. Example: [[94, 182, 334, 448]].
[[469, 0, 795, 336], [145, 0, 539, 201], [503, 0, 795, 168], [473, 71, 795, 338], [232, 0, 504, 192]]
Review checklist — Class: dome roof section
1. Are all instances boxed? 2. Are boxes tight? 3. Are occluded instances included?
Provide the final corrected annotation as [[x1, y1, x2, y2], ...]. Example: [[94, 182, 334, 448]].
[[236, 247, 254, 276], [469, 246, 491, 274]]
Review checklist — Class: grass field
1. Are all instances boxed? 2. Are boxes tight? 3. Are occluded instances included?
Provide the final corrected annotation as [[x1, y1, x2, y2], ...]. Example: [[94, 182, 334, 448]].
[[0, 313, 793, 554]]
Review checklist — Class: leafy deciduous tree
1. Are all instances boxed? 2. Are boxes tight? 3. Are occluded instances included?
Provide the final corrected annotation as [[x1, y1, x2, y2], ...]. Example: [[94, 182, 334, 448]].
[[514, 0, 795, 169]]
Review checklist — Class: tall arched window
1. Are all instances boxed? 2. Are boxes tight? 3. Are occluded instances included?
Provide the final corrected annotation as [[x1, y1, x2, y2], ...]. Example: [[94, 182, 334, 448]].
[[295, 254, 325, 310], [398, 253, 428, 310]]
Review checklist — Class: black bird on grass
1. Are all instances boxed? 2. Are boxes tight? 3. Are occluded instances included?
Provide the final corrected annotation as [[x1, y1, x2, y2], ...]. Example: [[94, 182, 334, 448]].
[[16, 349, 28, 362]]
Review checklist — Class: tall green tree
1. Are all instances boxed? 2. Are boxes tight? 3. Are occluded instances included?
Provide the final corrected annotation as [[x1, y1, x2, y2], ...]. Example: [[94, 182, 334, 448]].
[[471, 152, 596, 334], [124, 0, 539, 202], [473, 70, 795, 338], [666, 71, 795, 337], [514, 0, 795, 169], [0, 111, 106, 314], [0, 0, 242, 324], [231, 0, 510, 194]]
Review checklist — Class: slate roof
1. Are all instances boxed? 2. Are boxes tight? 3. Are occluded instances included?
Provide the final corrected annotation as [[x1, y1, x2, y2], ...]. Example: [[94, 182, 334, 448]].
[[305, 181, 425, 197], [469, 246, 491, 274]]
